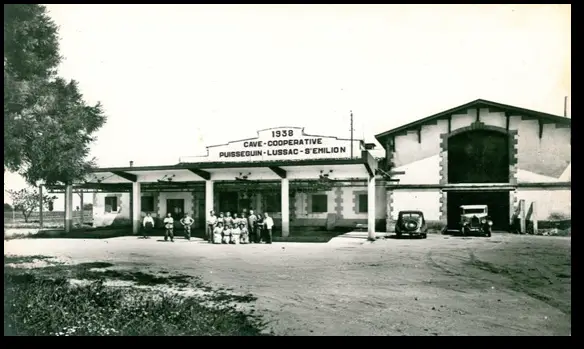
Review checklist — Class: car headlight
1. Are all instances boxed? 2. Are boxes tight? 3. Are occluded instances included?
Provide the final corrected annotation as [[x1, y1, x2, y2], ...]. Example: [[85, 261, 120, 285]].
[[481, 219, 486, 224], [462, 222, 468, 225], [488, 221, 493, 226]]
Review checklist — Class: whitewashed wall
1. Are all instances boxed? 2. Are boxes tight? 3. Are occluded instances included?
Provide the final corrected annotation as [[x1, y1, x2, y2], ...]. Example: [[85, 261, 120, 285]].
[[515, 188, 571, 220], [391, 189, 441, 221]]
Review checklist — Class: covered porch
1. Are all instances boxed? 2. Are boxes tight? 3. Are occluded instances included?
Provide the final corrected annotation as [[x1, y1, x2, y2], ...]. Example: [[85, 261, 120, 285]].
[[48, 150, 379, 240]]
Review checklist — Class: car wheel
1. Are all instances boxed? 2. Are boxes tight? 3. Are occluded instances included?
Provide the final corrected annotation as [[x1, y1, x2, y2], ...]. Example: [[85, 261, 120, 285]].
[[396, 232, 402, 238], [463, 227, 470, 236], [421, 234, 427, 239], [485, 229, 492, 237]]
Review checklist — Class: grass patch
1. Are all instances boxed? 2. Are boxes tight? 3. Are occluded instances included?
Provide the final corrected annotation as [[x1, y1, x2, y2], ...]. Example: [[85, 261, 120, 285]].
[[4, 255, 269, 336], [4, 255, 51, 263]]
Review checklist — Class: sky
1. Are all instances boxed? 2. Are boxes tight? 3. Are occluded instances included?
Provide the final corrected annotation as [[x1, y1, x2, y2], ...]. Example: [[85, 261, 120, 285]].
[[4, 4, 571, 208]]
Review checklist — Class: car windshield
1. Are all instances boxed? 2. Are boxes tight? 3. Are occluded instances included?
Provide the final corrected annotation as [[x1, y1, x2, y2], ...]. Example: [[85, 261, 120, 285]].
[[462, 208, 486, 214], [401, 213, 422, 219]]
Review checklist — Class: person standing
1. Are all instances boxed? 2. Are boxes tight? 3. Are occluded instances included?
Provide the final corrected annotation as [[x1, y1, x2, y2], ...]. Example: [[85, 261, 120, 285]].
[[247, 210, 257, 243], [232, 212, 240, 227], [180, 213, 194, 240], [216, 212, 225, 228], [240, 213, 248, 229], [255, 212, 264, 243], [263, 212, 274, 244], [142, 212, 154, 239], [163, 213, 174, 242], [206, 210, 217, 242], [224, 212, 233, 229]]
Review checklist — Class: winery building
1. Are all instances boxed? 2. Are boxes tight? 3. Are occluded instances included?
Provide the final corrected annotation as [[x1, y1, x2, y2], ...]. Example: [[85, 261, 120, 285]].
[[50, 99, 570, 236], [376, 99, 571, 232]]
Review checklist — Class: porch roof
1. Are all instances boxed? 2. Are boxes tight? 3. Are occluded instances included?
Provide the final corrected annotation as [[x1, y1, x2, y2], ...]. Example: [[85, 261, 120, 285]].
[[48, 151, 379, 191]]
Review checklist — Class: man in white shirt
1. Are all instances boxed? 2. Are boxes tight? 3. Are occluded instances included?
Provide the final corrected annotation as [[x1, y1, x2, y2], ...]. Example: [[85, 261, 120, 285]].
[[180, 213, 195, 240], [206, 210, 217, 243], [163, 213, 174, 242], [263, 212, 274, 244], [142, 212, 155, 239]]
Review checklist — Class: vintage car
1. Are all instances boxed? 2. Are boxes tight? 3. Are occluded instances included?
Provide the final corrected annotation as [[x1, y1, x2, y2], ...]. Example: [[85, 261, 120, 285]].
[[395, 210, 427, 239], [459, 205, 492, 237]]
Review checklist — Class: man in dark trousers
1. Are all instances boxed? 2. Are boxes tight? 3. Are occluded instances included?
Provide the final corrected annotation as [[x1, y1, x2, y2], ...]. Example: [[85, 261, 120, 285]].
[[247, 209, 258, 243]]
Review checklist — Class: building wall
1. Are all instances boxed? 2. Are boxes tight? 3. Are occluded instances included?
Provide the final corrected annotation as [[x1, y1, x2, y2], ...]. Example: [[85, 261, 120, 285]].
[[388, 107, 571, 183], [515, 188, 571, 221], [92, 182, 387, 231], [157, 192, 195, 217], [92, 192, 130, 227]]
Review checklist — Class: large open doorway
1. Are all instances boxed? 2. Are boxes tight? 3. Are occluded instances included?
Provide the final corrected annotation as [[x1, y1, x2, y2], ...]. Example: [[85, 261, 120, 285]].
[[448, 130, 510, 183], [446, 191, 510, 231]]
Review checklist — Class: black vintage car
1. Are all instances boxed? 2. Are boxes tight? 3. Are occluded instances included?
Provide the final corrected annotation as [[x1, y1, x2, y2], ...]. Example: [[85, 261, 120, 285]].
[[395, 210, 428, 239]]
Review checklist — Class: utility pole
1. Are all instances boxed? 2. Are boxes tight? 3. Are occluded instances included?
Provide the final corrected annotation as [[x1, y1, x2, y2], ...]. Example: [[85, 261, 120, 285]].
[[350, 110, 354, 158], [564, 96, 568, 117]]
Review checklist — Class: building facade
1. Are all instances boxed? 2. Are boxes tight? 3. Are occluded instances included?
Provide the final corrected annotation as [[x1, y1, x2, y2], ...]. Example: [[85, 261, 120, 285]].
[[74, 127, 381, 237], [376, 99, 571, 232], [55, 99, 570, 235]]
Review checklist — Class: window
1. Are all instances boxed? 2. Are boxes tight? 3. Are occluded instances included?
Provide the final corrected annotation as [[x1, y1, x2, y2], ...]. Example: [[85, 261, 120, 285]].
[[105, 196, 118, 213], [358, 194, 368, 213], [264, 193, 281, 212], [311, 194, 328, 213], [141, 196, 155, 213]]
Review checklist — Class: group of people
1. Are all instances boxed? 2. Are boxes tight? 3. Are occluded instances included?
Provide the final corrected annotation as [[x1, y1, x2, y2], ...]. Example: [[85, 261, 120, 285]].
[[141, 212, 195, 242], [206, 209, 274, 244], [140, 209, 274, 244]]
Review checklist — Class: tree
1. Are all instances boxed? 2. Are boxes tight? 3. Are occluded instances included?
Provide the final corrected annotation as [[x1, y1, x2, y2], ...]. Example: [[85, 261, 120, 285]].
[[4, 4, 107, 186], [4, 203, 13, 211], [83, 203, 93, 211], [6, 187, 57, 222]]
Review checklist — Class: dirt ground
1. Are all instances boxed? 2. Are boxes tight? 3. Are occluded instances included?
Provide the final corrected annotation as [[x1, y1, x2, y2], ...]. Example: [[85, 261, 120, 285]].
[[4, 232, 571, 336]]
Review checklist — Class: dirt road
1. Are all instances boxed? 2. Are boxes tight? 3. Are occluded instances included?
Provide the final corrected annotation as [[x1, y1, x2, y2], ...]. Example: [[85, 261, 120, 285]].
[[4, 233, 571, 336]]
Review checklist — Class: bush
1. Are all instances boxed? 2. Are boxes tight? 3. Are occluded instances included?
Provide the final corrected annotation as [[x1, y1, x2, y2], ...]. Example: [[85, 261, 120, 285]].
[[4, 264, 268, 336]]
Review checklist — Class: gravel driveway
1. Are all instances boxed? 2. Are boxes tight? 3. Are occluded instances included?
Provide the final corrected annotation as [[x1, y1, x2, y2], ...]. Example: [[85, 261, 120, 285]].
[[4, 232, 571, 336]]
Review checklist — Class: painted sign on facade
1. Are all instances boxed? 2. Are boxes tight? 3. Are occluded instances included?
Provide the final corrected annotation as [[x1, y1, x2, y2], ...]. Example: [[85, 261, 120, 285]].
[[184, 127, 362, 163]]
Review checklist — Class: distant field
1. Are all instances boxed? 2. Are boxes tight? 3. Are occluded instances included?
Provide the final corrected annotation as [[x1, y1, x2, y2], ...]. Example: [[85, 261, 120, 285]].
[[4, 210, 93, 228]]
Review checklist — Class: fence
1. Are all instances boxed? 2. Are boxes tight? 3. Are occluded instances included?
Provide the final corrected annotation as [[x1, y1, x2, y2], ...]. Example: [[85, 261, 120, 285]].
[[4, 210, 93, 229]]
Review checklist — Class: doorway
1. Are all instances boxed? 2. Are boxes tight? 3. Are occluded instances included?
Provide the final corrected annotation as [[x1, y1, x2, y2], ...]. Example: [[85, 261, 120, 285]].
[[166, 199, 185, 221], [446, 191, 510, 231], [219, 192, 238, 214]]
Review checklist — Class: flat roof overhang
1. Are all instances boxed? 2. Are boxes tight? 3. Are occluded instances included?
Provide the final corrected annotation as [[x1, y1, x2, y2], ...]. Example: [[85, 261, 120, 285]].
[[46, 151, 379, 192]]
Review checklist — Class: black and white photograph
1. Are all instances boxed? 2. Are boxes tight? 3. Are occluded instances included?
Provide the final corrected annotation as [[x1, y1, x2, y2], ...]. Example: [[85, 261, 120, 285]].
[[4, 4, 570, 336]]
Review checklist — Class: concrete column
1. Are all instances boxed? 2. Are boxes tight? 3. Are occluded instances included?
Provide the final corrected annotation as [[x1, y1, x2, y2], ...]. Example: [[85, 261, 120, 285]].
[[65, 184, 73, 233], [39, 185, 44, 229], [531, 201, 538, 235], [132, 182, 141, 234], [205, 180, 214, 220], [367, 175, 376, 241], [281, 178, 290, 237]]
